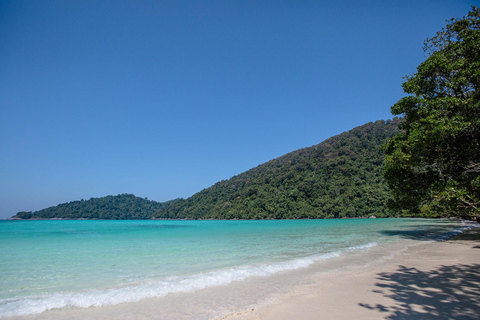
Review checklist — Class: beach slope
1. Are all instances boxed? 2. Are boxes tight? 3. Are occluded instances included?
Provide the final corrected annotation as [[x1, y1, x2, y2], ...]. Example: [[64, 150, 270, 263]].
[[231, 229, 480, 320]]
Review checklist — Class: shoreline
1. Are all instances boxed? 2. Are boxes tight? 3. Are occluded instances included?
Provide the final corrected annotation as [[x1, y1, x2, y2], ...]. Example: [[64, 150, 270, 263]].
[[225, 228, 480, 320], [4, 217, 473, 221], [2, 221, 478, 320]]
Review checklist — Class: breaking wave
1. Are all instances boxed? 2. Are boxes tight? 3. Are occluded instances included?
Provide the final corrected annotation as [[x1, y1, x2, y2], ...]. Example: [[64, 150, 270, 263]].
[[0, 242, 378, 318]]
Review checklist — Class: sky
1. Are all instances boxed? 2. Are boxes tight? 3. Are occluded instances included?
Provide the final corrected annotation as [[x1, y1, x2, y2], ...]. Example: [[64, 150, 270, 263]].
[[0, 0, 477, 218]]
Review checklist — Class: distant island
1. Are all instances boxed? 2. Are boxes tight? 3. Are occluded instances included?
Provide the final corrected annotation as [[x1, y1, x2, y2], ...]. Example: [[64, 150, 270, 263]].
[[12, 119, 401, 220], [12, 194, 178, 220]]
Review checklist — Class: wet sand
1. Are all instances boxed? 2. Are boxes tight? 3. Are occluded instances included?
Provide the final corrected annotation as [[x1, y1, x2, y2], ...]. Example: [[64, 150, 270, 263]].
[[7, 226, 479, 320], [227, 228, 480, 320]]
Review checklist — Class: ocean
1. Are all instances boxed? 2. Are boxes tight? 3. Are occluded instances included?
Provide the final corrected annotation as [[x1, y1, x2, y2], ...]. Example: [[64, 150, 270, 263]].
[[0, 218, 472, 319]]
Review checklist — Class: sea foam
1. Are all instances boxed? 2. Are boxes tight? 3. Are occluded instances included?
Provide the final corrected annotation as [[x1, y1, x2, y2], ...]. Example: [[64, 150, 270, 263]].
[[0, 242, 377, 318]]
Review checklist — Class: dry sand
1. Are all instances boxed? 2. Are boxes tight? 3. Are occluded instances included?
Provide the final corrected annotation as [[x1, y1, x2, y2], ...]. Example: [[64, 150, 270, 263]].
[[226, 228, 480, 320]]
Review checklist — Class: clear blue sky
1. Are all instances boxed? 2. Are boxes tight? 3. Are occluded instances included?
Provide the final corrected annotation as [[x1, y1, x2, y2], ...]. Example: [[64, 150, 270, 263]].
[[0, 0, 476, 218]]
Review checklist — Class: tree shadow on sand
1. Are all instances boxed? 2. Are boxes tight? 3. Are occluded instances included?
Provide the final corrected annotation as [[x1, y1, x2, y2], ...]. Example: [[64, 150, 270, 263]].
[[380, 224, 480, 242], [359, 263, 480, 319]]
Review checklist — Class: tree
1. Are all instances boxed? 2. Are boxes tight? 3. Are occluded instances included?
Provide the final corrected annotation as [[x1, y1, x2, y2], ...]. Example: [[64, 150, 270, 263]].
[[15, 211, 33, 219], [384, 7, 480, 220]]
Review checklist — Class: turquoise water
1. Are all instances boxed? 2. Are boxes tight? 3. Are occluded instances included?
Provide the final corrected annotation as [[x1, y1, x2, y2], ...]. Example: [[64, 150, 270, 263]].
[[0, 219, 470, 318]]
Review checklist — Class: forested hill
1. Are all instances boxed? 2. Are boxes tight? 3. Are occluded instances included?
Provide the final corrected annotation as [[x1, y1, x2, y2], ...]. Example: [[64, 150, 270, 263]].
[[154, 119, 400, 219], [12, 194, 175, 220], [11, 119, 400, 220]]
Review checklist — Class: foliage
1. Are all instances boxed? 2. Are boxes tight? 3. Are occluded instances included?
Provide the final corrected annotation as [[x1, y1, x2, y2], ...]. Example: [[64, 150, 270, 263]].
[[12, 194, 176, 220], [384, 7, 480, 220], [155, 119, 400, 219], [14, 211, 34, 219], [13, 120, 400, 220]]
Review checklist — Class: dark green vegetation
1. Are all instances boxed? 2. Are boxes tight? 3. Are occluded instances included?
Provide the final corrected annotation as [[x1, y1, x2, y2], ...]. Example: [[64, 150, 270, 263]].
[[384, 8, 480, 221], [12, 194, 174, 220], [154, 119, 400, 219], [16, 10, 479, 221], [12, 120, 399, 220]]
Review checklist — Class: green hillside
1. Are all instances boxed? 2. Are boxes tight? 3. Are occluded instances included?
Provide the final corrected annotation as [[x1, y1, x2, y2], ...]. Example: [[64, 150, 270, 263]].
[[154, 119, 400, 219], [12, 119, 400, 220], [12, 194, 175, 220]]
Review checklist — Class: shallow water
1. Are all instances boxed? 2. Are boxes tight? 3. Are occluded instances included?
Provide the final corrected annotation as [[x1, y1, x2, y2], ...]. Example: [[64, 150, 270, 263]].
[[0, 218, 471, 319]]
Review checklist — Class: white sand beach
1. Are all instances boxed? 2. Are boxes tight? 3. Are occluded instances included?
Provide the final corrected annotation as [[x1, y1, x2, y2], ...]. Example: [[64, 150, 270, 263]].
[[227, 229, 480, 320], [6, 225, 479, 320]]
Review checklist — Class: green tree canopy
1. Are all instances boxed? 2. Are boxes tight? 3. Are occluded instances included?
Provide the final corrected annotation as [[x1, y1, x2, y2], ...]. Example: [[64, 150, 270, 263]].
[[155, 120, 399, 220], [11, 194, 177, 220], [384, 7, 480, 220]]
